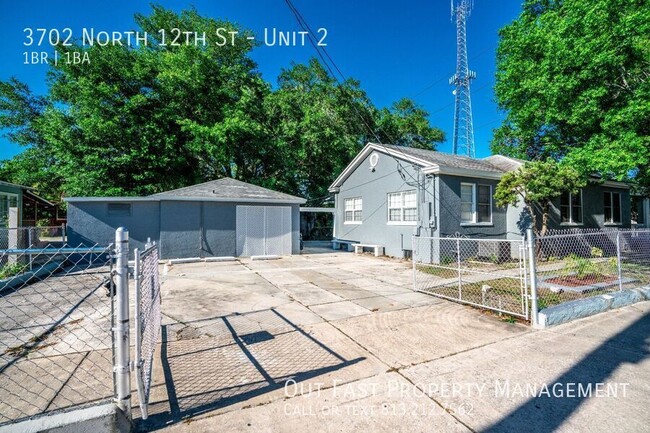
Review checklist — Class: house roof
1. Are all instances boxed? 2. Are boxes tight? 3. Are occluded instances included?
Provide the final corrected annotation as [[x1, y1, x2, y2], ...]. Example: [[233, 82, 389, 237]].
[[329, 143, 524, 192], [66, 177, 306, 204], [0, 180, 34, 191], [483, 155, 526, 172], [380, 144, 506, 173]]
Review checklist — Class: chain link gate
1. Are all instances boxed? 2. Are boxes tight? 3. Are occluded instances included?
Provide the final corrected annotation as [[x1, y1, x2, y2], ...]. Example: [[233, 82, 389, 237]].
[[134, 241, 161, 420], [413, 235, 530, 320], [0, 243, 114, 425]]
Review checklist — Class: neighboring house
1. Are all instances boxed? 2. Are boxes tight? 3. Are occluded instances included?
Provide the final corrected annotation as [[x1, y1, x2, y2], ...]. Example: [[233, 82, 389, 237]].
[[66, 178, 305, 259], [0, 180, 63, 228], [0, 181, 23, 227], [632, 194, 650, 228], [329, 143, 632, 259]]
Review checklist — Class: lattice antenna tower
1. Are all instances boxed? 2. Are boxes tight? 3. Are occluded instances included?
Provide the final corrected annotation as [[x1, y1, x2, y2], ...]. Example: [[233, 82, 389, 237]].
[[449, 0, 476, 158]]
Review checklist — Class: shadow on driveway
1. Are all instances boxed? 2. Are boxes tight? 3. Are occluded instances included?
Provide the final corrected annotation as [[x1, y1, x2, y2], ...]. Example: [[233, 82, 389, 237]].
[[138, 308, 364, 431]]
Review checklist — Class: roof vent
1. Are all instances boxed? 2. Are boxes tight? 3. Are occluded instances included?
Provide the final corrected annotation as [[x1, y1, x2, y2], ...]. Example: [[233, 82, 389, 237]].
[[369, 152, 379, 171]]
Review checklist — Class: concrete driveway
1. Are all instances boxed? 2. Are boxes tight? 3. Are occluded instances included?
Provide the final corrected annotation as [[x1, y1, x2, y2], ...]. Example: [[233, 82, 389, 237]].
[[138, 251, 650, 433]]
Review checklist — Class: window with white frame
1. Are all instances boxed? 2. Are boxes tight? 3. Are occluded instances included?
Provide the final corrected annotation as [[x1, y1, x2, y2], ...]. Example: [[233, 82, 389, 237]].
[[387, 190, 417, 224], [460, 183, 492, 224], [0, 193, 19, 227], [560, 190, 583, 224], [604, 191, 622, 224], [344, 197, 362, 223]]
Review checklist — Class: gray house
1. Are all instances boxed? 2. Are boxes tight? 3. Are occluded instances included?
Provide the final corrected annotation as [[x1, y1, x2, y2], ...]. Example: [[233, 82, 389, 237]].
[[329, 143, 631, 259], [66, 178, 305, 259]]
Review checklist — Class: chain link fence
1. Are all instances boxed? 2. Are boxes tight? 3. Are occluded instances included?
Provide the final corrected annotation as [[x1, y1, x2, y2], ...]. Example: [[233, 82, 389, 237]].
[[0, 243, 114, 425], [413, 235, 529, 319], [413, 228, 650, 324], [134, 242, 162, 420], [0, 226, 66, 251], [535, 228, 650, 309], [0, 227, 163, 428]]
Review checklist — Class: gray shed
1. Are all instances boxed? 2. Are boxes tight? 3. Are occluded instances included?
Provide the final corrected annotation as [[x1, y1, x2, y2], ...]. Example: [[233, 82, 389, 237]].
[[66, 178, 306, 259]]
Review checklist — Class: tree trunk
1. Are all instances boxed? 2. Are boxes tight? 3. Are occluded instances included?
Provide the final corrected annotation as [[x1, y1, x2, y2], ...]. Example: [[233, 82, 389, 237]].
[[540, 201, 550, 237]]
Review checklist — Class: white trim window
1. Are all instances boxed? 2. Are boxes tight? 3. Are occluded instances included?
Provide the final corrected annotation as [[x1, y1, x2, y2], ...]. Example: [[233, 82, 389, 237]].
[[460, 183, 492, 224], [387, 190, 417, 225], [0, 193, 19, 227], [604, 191, 622, 224], [560, 190, 583, 224], [344, 197, 362, 224]]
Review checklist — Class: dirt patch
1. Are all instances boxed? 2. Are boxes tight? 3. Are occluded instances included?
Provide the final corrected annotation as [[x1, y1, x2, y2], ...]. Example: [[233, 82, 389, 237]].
[[546, 274, 617, 287]]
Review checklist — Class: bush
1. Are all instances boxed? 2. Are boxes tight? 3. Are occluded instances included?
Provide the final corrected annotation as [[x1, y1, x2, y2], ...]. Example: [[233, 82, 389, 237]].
[[0, 263, 28, 279]]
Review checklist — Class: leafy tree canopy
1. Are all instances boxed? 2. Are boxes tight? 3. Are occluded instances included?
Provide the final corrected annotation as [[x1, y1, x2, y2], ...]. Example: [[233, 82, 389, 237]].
[[0, 5, 443, 204], [494, 159, 587, 236], [492, 0, 650, 186]]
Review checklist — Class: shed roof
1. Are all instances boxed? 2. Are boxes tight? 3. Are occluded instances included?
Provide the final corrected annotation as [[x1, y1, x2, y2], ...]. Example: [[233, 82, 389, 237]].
[[151, 177, 304, 202], [66, 177, 306, 204]]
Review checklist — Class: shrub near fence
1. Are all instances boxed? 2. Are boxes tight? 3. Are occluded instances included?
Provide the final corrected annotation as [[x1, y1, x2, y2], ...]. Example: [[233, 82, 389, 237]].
[[535, 229, 650, 309]]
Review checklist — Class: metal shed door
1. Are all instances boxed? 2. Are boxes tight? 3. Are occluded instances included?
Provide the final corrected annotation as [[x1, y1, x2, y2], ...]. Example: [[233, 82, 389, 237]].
[[236, 206, 292, 256]]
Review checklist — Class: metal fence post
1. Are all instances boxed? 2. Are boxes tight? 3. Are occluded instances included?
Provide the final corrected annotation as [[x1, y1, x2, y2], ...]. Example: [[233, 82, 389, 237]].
[[457, 238, 462, 299], [114, 227, 131, 418], [412, 235, 416, 290], [616, 232, 623, 291], [526, 228, 539, 326], [27, 228, 33, 271]]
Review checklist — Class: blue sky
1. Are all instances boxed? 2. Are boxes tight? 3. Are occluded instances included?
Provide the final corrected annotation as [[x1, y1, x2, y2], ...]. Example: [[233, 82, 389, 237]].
[[0, 0, 523, 160]]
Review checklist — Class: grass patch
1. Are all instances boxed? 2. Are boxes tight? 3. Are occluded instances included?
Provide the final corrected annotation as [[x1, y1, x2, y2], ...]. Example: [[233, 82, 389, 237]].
[[416, 264, 458, 279], [0, 263, 28, 279]]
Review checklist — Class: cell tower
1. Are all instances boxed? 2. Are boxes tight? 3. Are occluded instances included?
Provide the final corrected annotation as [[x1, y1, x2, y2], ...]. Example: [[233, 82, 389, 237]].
[[449, 0, 476, 158]]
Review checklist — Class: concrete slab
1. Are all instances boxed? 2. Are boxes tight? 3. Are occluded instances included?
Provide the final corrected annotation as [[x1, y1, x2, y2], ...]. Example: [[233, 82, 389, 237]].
[[138, 321, 387, 431], [158, 373, 470, 433], [352, 296, 409, 313], [325, 287, 377, 301], [334, 303, 529, 368], [280, 284, 344, 306], [309, 301, 371, 321], [386, 291, 443, 307], [401, 305, 650, 433]]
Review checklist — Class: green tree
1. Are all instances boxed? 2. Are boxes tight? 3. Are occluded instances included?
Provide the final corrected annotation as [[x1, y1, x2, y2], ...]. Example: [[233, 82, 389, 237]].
[[1, 6, 264, 197], [0, 7, 444, 204], [494, 159, 586, 236], [263, 59, 373, 202], [492, 0, 650, 182], [375, 98, 445, 150]]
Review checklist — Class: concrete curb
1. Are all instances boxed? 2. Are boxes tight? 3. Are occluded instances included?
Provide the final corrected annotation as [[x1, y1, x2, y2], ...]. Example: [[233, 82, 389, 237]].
[[0, 403, 131, 433], [251, 255, 281, 261], [536, 286, 650, 329], [165, 256, 237, 265]]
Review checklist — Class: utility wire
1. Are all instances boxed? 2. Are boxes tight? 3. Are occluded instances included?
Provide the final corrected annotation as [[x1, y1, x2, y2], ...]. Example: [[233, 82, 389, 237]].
[[283, 0, 430, 188]]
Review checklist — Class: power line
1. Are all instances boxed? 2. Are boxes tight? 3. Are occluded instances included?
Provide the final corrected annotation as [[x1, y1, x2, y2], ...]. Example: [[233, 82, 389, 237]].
[[282, 0, 429, 188]]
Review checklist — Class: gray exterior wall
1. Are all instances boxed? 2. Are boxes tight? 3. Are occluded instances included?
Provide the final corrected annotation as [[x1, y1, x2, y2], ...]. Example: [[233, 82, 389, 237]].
[[68, 200, 301, 259], [504, 184, 632, 235], [67, 201, 160, 253], [436, 174, 507, 238], [333, 151, 421, 257], [545, 184, 631, 230], [333, 152, 511, 258], [159, 201, 300, 258]]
